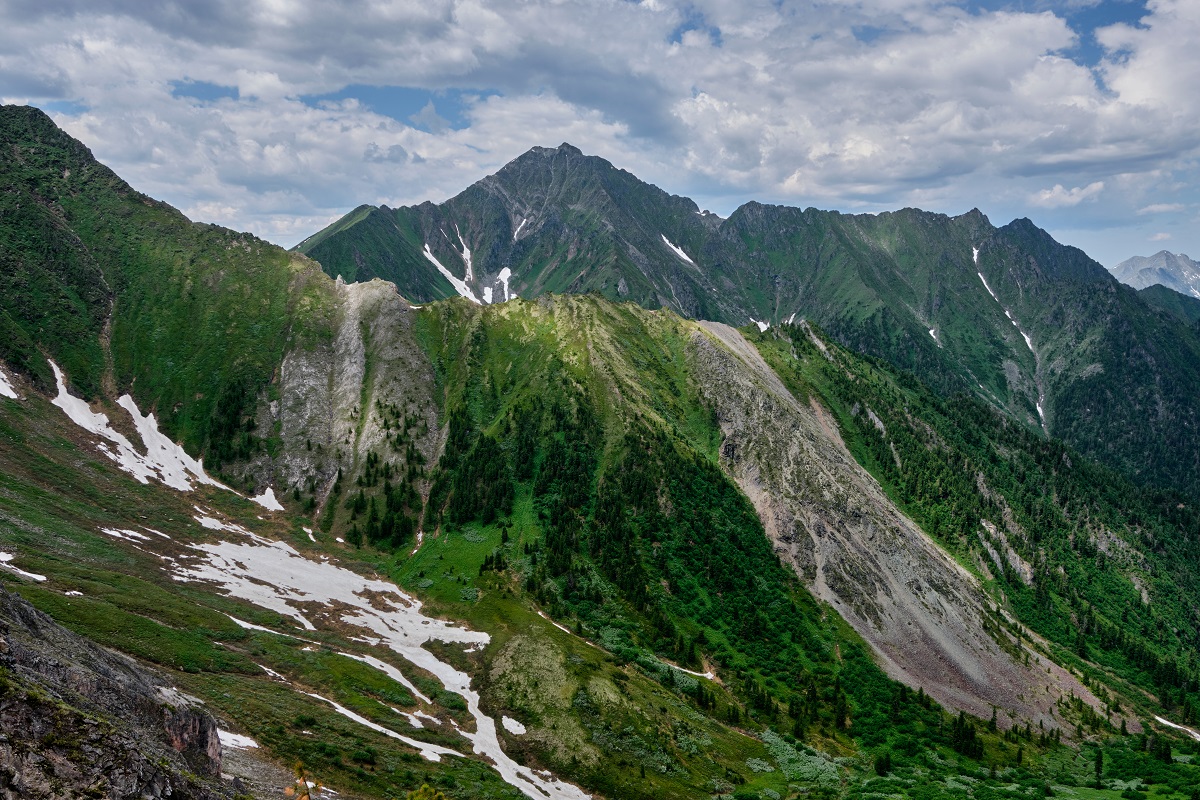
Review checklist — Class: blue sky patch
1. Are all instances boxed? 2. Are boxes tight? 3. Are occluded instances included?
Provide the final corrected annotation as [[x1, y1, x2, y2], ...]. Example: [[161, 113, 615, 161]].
[[40, 100, 89, 116], [300, 85, 498, 131], [170, 80, 239, 102]]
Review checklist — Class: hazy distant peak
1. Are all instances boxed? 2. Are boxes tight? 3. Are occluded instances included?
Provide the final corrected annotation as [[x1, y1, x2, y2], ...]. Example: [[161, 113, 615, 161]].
[[1111, 250, 1200, 299]]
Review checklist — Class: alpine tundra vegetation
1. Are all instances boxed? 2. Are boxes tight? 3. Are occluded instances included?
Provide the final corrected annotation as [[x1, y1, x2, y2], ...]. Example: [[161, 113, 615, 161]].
[[4, 105, 1200, 800]]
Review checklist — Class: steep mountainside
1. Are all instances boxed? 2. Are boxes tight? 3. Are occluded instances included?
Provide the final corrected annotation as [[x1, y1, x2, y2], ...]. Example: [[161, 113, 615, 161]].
[[1112, 250, 1200, 298], [298, 145, 1200, 500], [1139, 284, 1200, 327], [5, 106, 1200, 799]]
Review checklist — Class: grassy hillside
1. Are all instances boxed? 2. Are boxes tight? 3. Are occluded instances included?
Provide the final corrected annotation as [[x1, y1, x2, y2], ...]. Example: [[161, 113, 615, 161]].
[[0, 104, 334, 471]]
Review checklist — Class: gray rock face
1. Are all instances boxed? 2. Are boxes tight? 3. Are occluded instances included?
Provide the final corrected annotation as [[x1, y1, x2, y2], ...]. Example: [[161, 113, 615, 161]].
[[0, 586, 232, 800], [687, 321, 1101, 729], [1111, 250, 1200, 298], [256, 278, 441, 509]]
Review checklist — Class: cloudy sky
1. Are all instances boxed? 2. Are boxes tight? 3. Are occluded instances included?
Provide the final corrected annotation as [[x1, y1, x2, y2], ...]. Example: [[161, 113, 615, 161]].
[[2, 0, 1197, 267]]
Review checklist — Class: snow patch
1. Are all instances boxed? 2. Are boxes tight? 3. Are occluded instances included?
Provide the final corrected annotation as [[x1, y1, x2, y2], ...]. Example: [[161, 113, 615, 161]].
[[513, 218, 527, 241], [65, 590, 83, 597], [0, 366, 17, 399], [660, 234, 694, 265], [749, 318, 770, 332], [50, 360, 227, 493], [1021, 331, 1034, 352], [422, 244, 481, 304], [175, 538, 587, 799], [972, 246, 980, 265], [454, 225, 474, 283], [225, 613, 307, 639], [929, 328, 937, 340], [483, 287, 493, 304], [218, 730, 259, 749], [116, 394, 226, 492], [785, 313, 797, 325], [250, 487, 284, 511], [1155, 715, 1200, 742], [305, 691, 458, 763], [101, 527, 150, 542], [977, 272, 998, 302], [502, 716, 527, 735], [0, 553, 46, 582], [193, 515, 253, 537], [339, 650, 433, 705], [498, 267, 513, 302], [256, 662, 287, 680]]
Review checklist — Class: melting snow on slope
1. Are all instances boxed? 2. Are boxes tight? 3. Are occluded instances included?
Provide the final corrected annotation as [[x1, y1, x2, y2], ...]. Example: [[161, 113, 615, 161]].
[[972, 246, 979, 265], [226, 613, 306, 639], [116, 394, 226, 492], [1021, 331, 1034, 352], [454, 225, 474, 283], [513, 218, 527, 241], [1156, 715, 1200, 742], [173, 536, 589, 800], [218, 730, 259, 749], [250, 487, 284, 511], [50, 360, 226, 492], [305, 691, 459, 763], [498, 268, 513, 302], [483, 287, 493, 304], [422, 244, 481, 304], [0, 553, 46, 582], [502, 716, 526, 735], [101, 528, 151, 542], [977, 272, 999, 302], [0, 366, 17, 399], [749, 318, 770, 332], [339, 650, 432, 704], [785, 313, 797, 325], [661, 234, 694, 265], [929, 328, 937, 341], [193, 514, 255, 538], [394, 708, 439, 729]]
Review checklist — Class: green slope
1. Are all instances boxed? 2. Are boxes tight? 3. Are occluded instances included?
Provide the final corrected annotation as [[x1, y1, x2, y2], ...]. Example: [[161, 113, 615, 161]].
[[0, 104, 337, 473]]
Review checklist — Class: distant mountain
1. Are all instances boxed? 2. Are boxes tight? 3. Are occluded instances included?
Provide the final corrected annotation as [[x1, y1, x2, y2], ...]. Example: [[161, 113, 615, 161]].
[[1111, 250, 1200, 298], [299, 145, 1200, 499]]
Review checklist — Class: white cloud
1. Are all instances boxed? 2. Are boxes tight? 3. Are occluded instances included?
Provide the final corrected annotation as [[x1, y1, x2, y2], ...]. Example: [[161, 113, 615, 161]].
[[1030, 181, 1105, 208], [1150, 232, 1172, 241], [1138, 203, 1184, 214], [0, 0, 1197, 264]]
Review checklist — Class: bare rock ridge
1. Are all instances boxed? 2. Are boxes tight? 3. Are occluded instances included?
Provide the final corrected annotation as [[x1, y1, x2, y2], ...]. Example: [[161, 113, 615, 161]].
[[0, 585, 233, 799], [687, 321, 1100, 728]]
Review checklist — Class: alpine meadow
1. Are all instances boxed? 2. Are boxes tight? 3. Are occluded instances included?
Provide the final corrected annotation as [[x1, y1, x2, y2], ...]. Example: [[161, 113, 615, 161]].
[[3, 97, 1200, 800]]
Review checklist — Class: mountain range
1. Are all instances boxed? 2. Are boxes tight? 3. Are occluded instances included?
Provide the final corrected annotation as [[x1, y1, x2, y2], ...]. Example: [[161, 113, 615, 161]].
[[1111, 250, 1200, 300], [3, 104, 1200, 799], [298, 144, 1200, 501]]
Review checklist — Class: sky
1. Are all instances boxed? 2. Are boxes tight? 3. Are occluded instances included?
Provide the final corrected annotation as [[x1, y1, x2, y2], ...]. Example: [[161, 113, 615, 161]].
[[2, 0, 1197, 268]]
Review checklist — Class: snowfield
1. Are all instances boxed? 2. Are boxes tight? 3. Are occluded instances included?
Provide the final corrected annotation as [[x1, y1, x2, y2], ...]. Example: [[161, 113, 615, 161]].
[[174, 534, 589, 799]]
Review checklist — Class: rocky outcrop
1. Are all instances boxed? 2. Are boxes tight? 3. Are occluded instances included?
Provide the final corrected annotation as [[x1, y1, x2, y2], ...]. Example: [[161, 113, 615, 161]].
[[687, 321, 1099, 730], [0, 586, 233, 799], [256, 277, 442, 506]]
